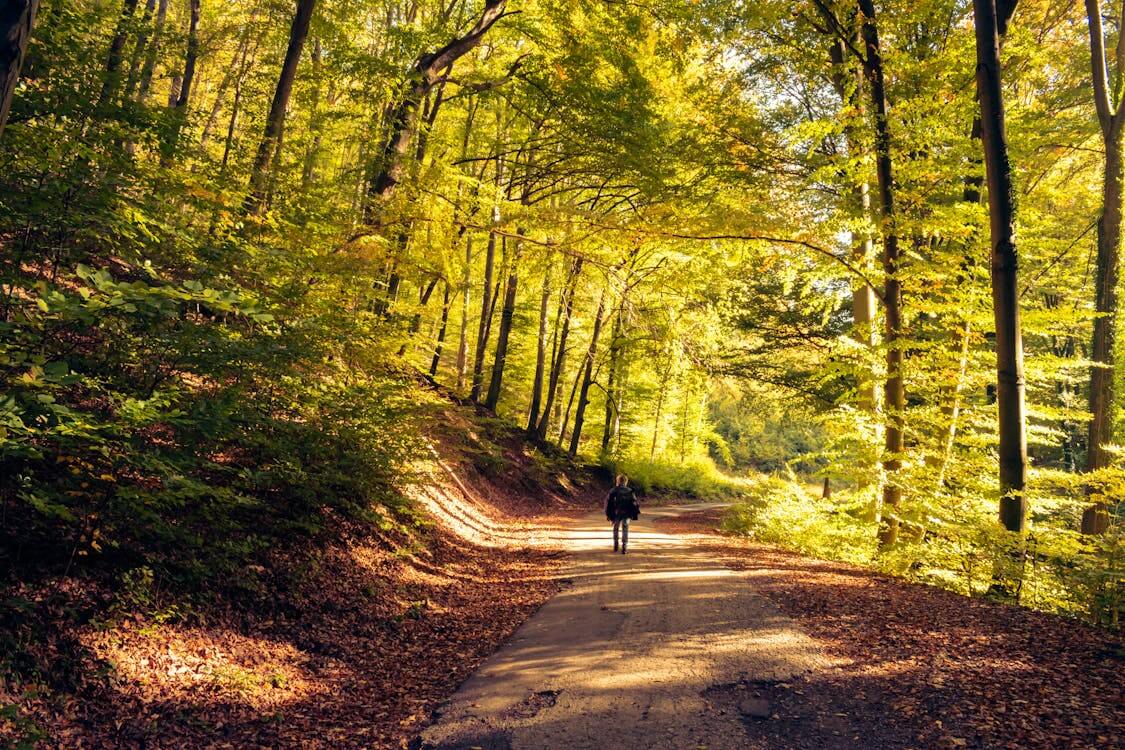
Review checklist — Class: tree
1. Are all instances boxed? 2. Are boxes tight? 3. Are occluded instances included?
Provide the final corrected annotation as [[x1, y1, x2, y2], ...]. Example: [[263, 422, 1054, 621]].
[[0, 0, 38, 140], [1082, 0, 1125, 535], [974, 0, 1027, 534], [366, 0, 508, 208], [245, 0, 316, 215]]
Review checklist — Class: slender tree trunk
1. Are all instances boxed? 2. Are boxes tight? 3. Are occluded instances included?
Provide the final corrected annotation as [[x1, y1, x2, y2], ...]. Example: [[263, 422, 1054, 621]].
[[136, 0, 167, 103], [161, 0, 200, 165], [853, 0, 906, 551], [430, 280, 452, 377], [456, 233, 473, 391], [650, 360, 670, 460], [569, 290, 607, 457], [484, 240, 521, 411], [96, 0, 140, 113], [528, 256, 554, 432], [123, 0, 156, 101], [245, 0, 316, 215], [202, 18, 256, 146], [1083, 0, 1124, 534], [974, 0, 1028, 533], [601, 307, 624, 455], [0, 0, 38, 141], [537, 258, 582, 441], [470, 208, 499, 402]]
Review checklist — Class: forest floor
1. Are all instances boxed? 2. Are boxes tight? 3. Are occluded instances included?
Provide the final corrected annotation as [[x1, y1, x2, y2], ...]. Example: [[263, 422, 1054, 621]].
[[4, 467, 1122, 749], [420, 505, 1123, 750]]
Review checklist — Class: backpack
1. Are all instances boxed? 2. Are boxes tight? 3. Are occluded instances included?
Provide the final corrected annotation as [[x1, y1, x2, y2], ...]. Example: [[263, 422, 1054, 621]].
[[617, 486, 640, 520]]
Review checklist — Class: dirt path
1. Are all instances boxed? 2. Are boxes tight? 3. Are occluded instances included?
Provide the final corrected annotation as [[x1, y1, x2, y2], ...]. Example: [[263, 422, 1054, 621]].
[[417, 504, 894, 750]]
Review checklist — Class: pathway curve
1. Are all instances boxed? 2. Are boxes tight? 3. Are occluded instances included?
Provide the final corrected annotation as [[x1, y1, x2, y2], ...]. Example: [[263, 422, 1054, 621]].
[[417, 503, 832, 750]]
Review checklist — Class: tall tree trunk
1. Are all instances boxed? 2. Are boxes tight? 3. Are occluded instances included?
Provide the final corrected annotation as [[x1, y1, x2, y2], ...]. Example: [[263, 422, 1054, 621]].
[[650, 355, 671, 460], [365, 0, 506, 211], [245, 0, 316, 215], [975, 0, 1027, 533], [536, 258, 582, 441], [569, 291, 607, 457], [470, 208, 499, 403], [430, 280, 452, 377], [484, 239, 521, 411], [527, 255, 554, 432], [136, 0, 167, 103], [0, 0, 38, 141], [601, 306, 624, 455], [827, 32, 881, 520], [455, 233, 473, 391], [202, 17, 257, 146], [161, 0, 200, 165], [854, 0, 906, 551], [96, 0, 141, 113], [123, 0, 155, 101], [1083, 0, 1124, 535]]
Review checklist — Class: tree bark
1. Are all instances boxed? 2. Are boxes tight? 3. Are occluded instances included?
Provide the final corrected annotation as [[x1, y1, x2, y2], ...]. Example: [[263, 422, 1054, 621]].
[[96, 0, 140, 113], [601, 306, 624, 455], [569, 290, 607, 457], [245, 0, 316, 215], [365, 0, 506, 211], [456, 233, 473, 392], [536, 258, 582, 441], [430, 280, 452, 377], [0, 0, 38, 141], [123, 0, 156, 102], [528, 256, 553, 432], [484, 239, 520, 411], [1083, 0, 1124, 535], [975, 0, 1028, 533], [161, 0, 200, 165], [470, 207, 499, 403], [136, 0, 167, 103], [852, 0, 906, 551]]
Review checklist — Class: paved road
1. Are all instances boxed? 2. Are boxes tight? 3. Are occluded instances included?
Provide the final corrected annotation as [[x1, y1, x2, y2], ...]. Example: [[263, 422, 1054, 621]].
[[417, 504, 829, 750]]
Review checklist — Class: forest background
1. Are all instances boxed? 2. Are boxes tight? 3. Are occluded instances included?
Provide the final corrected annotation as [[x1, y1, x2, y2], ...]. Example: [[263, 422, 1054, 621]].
[[0, 0, 1120, 666]]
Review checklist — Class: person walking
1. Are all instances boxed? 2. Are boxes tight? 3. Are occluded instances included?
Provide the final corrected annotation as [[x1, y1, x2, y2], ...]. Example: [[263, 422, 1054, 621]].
[[605, 474, 639, 554]]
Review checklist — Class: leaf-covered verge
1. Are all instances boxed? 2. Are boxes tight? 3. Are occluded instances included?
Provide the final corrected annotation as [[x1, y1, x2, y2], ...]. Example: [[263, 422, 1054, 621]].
[[655, 513, 1124, 750], [722, 475, 1122, 626], [1, 388, 604, 749]]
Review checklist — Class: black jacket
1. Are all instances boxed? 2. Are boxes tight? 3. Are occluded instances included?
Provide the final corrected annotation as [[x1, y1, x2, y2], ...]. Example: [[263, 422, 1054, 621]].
[[605, 485, 639, 521]]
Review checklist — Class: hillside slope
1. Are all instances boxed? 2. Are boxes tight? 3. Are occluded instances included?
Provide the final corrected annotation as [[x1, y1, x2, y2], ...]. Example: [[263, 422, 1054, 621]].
[[0, 393, 604, 749]]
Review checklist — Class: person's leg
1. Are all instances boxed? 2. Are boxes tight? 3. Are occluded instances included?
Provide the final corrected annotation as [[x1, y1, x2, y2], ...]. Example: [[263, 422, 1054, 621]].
[[621, 518, 628, 554], [613, 519, 620, 551]]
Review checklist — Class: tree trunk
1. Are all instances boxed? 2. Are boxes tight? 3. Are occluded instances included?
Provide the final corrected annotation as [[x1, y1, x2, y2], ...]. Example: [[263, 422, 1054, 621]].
[[855, 0, 906, 551], [136, 0, 167, 103], [569, 290, 607, 457], [455, 233, 473, 392], [123, 0, 156, 101], [527, 256, 553, 432], [245, 0, 316, 215], [601, 306, 624, 455], [1083, 0, 1124, 535], [470, 207, 499, 403], [161, 0, 200, 165], [0, 0, 38, 141], [975, 0, 1028, 534], [365, 0, 506, 210], [536, 258, 582, 441], [650, 364, 670, 461], [483, 244, 517, 411], [96, 0, 140, 113], [484, 237, 521, 411], [430, 280, 452, 377]]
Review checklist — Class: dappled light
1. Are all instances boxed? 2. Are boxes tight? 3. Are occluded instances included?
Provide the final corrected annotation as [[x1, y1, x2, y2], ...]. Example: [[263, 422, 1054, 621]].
[[1, 0, 1122, 747]]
